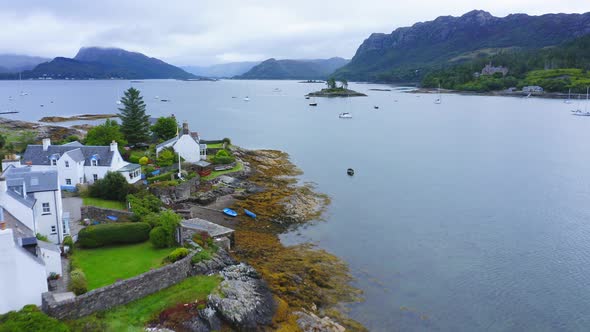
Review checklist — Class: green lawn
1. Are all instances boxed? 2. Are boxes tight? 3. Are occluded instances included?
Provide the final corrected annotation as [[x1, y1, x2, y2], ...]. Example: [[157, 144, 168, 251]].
[[206, 142, 225, 149], [83, 197, 127, 210], [72, 242, 174, 290], [68, 275, 221, 332], [201, 162, 243, 180]]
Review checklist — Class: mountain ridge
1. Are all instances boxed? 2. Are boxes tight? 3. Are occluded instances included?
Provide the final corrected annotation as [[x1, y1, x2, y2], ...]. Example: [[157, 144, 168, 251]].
[[334, 10, 590, 82], [237, 57, 349, 80]]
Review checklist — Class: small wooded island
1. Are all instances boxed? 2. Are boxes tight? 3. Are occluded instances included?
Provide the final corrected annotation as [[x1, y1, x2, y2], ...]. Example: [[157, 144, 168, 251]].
[[307, 78, 367, 97]]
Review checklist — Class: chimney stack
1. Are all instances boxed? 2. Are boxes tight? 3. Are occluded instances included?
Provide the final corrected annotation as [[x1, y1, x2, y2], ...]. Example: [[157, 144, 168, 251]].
[[42, 138, 51, 151], [110, 140, 118, 152], [182, 121, 189, 135]]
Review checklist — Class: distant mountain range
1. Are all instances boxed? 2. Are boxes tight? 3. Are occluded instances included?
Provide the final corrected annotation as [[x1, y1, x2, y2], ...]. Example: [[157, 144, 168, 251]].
[[1, 47, 196, 80], [0, 54, 50, 73], [334, 10, 590, 82], [237, 57, 349, 80], [182, 61, 260, 78]]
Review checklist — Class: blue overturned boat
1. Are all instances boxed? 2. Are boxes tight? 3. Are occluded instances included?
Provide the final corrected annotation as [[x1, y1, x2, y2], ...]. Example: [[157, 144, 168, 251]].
[[244, 209, 257, 219], [223, 208, 237, 217]]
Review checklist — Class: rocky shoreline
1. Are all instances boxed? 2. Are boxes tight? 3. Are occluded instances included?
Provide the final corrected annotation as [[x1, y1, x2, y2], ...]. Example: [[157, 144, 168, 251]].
[[408, 87, 572, 100], [307, 88, 367, 97], [0, 117, 83, 141], [166, 147, 365, 331], [39, 113, 118, 123]]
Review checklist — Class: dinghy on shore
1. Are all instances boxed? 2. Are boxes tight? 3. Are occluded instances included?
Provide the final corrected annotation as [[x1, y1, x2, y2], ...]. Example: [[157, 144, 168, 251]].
[[223, 208, 238, 217], [244, 209, 257, 219]]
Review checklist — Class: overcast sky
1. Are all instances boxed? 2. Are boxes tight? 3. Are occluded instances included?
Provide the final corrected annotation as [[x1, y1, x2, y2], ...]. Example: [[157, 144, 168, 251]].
[[0, 0, 589, 66]]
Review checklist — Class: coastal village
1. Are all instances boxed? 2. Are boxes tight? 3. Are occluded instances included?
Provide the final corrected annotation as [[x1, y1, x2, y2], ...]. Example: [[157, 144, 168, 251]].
[[0, 88, 353, 331]]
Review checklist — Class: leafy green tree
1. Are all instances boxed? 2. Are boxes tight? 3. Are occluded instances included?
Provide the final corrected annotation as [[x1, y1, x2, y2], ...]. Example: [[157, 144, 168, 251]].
[[119, 87, 150, 144], [148, 210, 181, 248], [326, 78, 337, 89], [212, 149, 235, 165], [151, 116, 178, 141], [127, 191, 162, 218], [85, 119, 127, 147], [340, 79, 348, 89], [0, 133, 6, 150], [88, 171, 134, 201]]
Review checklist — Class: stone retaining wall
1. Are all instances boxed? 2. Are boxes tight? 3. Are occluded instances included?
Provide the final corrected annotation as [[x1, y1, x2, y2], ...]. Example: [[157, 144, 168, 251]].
[[42, 250, 234, 320], [81, 206, 133, 222]]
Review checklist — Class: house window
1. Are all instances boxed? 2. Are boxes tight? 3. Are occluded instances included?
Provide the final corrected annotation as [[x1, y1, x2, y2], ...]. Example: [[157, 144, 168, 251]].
[[42, 202, 51, 214], [65, 161, 69, 167], [51, 159, 57, 166], [50, 225, 57, 234], [65, 179, 72, 185], [93, 174, 98, 181], [91, 159, 98, 166]]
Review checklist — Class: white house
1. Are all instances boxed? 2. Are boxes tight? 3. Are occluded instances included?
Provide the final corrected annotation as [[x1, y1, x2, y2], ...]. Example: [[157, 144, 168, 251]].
[[0, 166, 68, 244], [0, 227, 48, 314], [20, 139, 141, 187], [156, 121, 206, 163]]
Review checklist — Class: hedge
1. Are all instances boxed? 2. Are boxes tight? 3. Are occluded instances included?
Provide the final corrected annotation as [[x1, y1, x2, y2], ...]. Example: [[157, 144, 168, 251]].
[[148, 171, 175, 183], [77, 222, 150, 248]]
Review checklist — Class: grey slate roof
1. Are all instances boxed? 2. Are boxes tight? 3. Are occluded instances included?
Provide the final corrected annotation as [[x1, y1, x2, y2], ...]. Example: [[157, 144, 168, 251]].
[[4, 166, 59, 193], [118, 163, 141, 172], [156, 135, 179, 150], [62, 141, 84, 147], [7, 190, 35, 208], [181, 218, 234, 238], [22, 144, 114, 167], [65, 148, 85, 162], [37, 240, 61, 253]]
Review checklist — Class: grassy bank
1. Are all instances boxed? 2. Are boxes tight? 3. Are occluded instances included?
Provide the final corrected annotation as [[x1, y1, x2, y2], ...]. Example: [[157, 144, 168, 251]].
[[71, 242, 174, 290], [201, 162, 243, 180], [68, 275, 221, 332], [83, 197, 127, 210]]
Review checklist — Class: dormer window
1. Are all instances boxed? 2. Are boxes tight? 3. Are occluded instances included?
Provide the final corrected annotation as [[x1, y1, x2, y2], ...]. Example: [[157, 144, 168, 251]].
[[90, 154, 100, 166], [52, 159, 57, 166], [65, 161, 69, 167], [49, 153, 59, 166]]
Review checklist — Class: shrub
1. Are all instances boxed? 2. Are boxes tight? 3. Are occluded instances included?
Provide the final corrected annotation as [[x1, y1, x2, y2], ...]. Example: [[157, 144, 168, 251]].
[[36, 233, 49, 242], [0, 305, 69, 332], [77, 223, 150, 248], [157, 148, 176, 167], [69, 269, 88, 295], [149, 226, 168, 248], [88, 172, 134, 202], [191, 249, 212, 264], [128, 191, 162, 217], [163, 248, 190, 263], [147, 210, 181, 248], [222, 137, 231, 145], [212, 149, 235, 165], [139, 156, 149, 165], [63, 235, 74, 247], [148, 171, 175, 183]]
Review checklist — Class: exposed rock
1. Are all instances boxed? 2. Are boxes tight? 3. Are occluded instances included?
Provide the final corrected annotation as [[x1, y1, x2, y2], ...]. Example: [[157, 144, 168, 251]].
[[39, 114, 118, 123], [295, 310, 346, 332], [208, 264, 275, 330]]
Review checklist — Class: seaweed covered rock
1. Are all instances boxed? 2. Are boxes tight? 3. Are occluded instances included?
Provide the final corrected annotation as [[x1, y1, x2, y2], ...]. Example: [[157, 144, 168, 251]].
[[295, 310, 346, 332], [208, 263, 276, 330]]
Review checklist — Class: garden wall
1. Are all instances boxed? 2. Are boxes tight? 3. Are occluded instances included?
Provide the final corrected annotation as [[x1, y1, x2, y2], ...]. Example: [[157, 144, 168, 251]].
[[81, 206, 133, 222], [42, 250, 234, 320]]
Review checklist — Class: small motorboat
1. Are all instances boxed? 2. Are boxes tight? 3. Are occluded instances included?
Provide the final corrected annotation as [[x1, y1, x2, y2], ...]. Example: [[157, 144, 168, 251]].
[[244, 96, 250, 101], [347, 168, 354, 176], [374, 106, 379, 109], [244, 209, 257, 219], [223, 208, 238, 217], [116, 100, 122, 105], [160, 99, 170, 102], [309, 103, 318, 106], [305, 96, 310, 99], [339, 112, 352, 119]]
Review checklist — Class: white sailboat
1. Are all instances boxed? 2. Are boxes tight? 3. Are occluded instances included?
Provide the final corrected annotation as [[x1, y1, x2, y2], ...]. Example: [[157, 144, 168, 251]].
[[572, 87, 590, 116], [564, 88, 572, 104], [434, 83, 442, 104]]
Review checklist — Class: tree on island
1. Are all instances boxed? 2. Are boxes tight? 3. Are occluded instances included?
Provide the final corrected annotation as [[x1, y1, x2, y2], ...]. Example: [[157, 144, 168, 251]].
[[85, 119, 127, 147], [340, 79, 348, 89], [118, 87, 150, 145], [326, 78, 337, 89], [151, 116, 178, 141]]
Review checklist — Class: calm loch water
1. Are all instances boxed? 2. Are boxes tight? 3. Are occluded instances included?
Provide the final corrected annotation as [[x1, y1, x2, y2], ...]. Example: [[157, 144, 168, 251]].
[[2, 79, 590, 331]]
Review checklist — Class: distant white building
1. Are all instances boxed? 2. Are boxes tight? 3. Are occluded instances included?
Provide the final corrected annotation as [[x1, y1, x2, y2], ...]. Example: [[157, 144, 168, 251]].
[[156, 121, 206, 163], [0, 227, 48, 314], [17, 139, 141, 187], [0, 166, 68, 244], [523, 86, 544, 93]]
